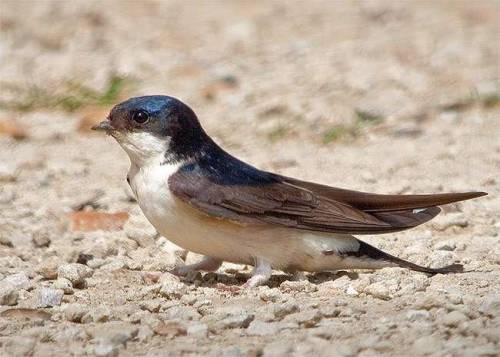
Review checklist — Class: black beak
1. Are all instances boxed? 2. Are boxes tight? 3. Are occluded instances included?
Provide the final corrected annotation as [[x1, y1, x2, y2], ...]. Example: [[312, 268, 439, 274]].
[[91, 120, 114, 132]]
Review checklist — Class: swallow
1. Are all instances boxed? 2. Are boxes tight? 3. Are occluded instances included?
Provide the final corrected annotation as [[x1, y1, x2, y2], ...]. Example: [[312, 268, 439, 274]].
[[93, 95, 487, 288]]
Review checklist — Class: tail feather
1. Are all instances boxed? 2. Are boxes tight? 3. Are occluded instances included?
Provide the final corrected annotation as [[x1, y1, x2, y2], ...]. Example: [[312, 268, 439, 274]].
[[352, 239, 464, 274]]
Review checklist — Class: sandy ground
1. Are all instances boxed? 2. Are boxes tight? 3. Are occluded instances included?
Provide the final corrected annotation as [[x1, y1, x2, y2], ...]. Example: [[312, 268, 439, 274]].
[[0, 1, 499, 356]]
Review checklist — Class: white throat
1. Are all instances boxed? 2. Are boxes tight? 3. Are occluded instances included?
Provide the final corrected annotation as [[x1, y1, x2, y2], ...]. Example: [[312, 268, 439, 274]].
[[113, 131, 169, 168]]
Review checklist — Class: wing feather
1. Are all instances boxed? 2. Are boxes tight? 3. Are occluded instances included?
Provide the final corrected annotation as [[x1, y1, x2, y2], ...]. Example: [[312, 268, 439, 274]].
[[167, 146, 485, 235]]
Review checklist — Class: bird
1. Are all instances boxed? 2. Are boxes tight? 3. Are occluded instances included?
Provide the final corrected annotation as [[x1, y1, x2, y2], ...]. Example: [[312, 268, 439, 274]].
[[92, 95, 487, 288]]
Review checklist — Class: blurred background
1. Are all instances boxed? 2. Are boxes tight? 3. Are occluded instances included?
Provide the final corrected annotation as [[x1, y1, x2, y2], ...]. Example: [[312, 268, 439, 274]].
[[1, 0, 498, 147], [0, 1, 499, 356]]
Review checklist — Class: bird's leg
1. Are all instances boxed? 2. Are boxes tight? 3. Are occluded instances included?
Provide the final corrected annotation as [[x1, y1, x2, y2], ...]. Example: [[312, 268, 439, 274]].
[[171, 256, 222, 276], [243, 258, 272, 288]]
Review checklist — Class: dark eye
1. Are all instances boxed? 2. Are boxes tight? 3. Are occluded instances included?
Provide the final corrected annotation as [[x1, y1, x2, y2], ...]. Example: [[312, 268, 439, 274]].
[[132, 110, 149, 124]]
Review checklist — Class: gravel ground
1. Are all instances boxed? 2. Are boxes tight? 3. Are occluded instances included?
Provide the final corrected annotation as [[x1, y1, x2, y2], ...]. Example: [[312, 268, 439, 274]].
[[1, 1, 499, 356]]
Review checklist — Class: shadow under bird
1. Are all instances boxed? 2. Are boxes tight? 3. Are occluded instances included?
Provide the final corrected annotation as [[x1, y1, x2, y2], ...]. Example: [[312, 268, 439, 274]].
[[93, 95, 487, 288]]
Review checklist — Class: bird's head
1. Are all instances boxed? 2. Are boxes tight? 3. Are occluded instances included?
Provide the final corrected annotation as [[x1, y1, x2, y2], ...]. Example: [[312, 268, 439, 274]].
[[93, 95, 208, 166]]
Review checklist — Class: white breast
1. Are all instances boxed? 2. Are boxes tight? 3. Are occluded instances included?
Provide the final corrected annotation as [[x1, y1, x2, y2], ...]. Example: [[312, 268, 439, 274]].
[[128, 161, 180, 230], [128, 160, 251, 261]]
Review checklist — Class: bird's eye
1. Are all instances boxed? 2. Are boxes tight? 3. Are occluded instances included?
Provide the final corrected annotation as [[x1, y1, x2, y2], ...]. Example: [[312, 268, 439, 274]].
[[132, 110, 149, 124]]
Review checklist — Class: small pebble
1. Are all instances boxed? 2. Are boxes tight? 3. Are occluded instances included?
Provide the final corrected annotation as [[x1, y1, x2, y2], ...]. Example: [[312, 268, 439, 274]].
[[259, 288, 282, 302], [159, 274, 186, 299], [363, 282, 392, 300], [435, 240, 457, 251], [54, 278, 74, 294], [37, 257, 60, 280], [0, 282, 19, 306], [3, 272, 30, 290], [64, 303, 88, 323], [57, 263, 93, 287], [273, 301, 300, 319], [280, 280, 318, 293], [187, 323, 208, 337], [286, 310, 322, 328], [406, 310, 431, 322], [478, 293, 500, 316], [247, 320, 279, 336], [215, 312, 255, 330], [32, 230, 51, 247], [37, 288, 64, 308], [442, 311, 468, 327]]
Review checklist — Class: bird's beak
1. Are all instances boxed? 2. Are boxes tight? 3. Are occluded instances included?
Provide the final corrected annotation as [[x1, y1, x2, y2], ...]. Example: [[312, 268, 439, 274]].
[[91, 120, 114, 132]]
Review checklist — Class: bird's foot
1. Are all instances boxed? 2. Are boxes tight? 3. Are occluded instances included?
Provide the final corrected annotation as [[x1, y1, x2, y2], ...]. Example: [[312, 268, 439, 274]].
[[242, 258, 272, 288], [170, 256, 222, 277]]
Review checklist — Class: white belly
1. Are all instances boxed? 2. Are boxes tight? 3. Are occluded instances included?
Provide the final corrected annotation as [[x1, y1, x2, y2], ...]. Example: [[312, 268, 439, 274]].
[[128, 162, 362, 272]]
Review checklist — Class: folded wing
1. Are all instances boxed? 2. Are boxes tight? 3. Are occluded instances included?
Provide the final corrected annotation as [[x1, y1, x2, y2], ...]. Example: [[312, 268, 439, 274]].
[[169, 166, 486, 235]]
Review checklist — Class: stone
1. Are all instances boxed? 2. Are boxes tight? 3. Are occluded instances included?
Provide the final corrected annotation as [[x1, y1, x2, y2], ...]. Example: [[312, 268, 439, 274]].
[[363, 282, 392, 300], [94, 342, 118, 357], [412, 336, 444, 355], [273, 302, 300, 319], [346, 285, 359, 296], [247, 320, 279, 336], [52, 326, 88, 343], [215, 312, 255, 330], [0, 163, 18, 182], [92, 306, 113, 323], [435, 240, 457, 251], [57, 263, 93, 287], [137, 325, 154, 342], [0, 232, 13, 247], [187, 323, 208, 337], [163, 305, 201, 321], [262, 341, 293, 356], [54, 278, 74, 294], [406, 309, 431, 322], [159, 274, 186, 299], [153, 321, 187, 337], [259, 288, 282, 302], [37, 288, 64, 307], [3, 272, 30, 290], [32, 230, 51, 247], [0, 282, 19, 306], [37, 257, 60, 280], [434, 213, 468, 231], [286, 310, 322, 328], [320, 305, 341, 318], [483, 327, 500, 344], [100, 258, 127, 272], [124, 215, 157, 247], [279, 280, 318, 293], [87, 258, 106, 269], [92, 323, 139, 356], [478, 293, 500, 317], [64, 303, 88, 323], [442, 311, 468, 327]]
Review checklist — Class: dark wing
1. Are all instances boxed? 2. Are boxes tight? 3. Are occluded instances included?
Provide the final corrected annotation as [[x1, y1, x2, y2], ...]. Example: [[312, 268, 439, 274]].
[[169, 165, 485, 234], [280, 175, 487, 212]]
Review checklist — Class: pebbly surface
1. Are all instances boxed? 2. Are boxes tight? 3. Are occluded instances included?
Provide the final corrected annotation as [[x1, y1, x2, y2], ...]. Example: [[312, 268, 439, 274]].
[[0, 1, 499, 356]]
